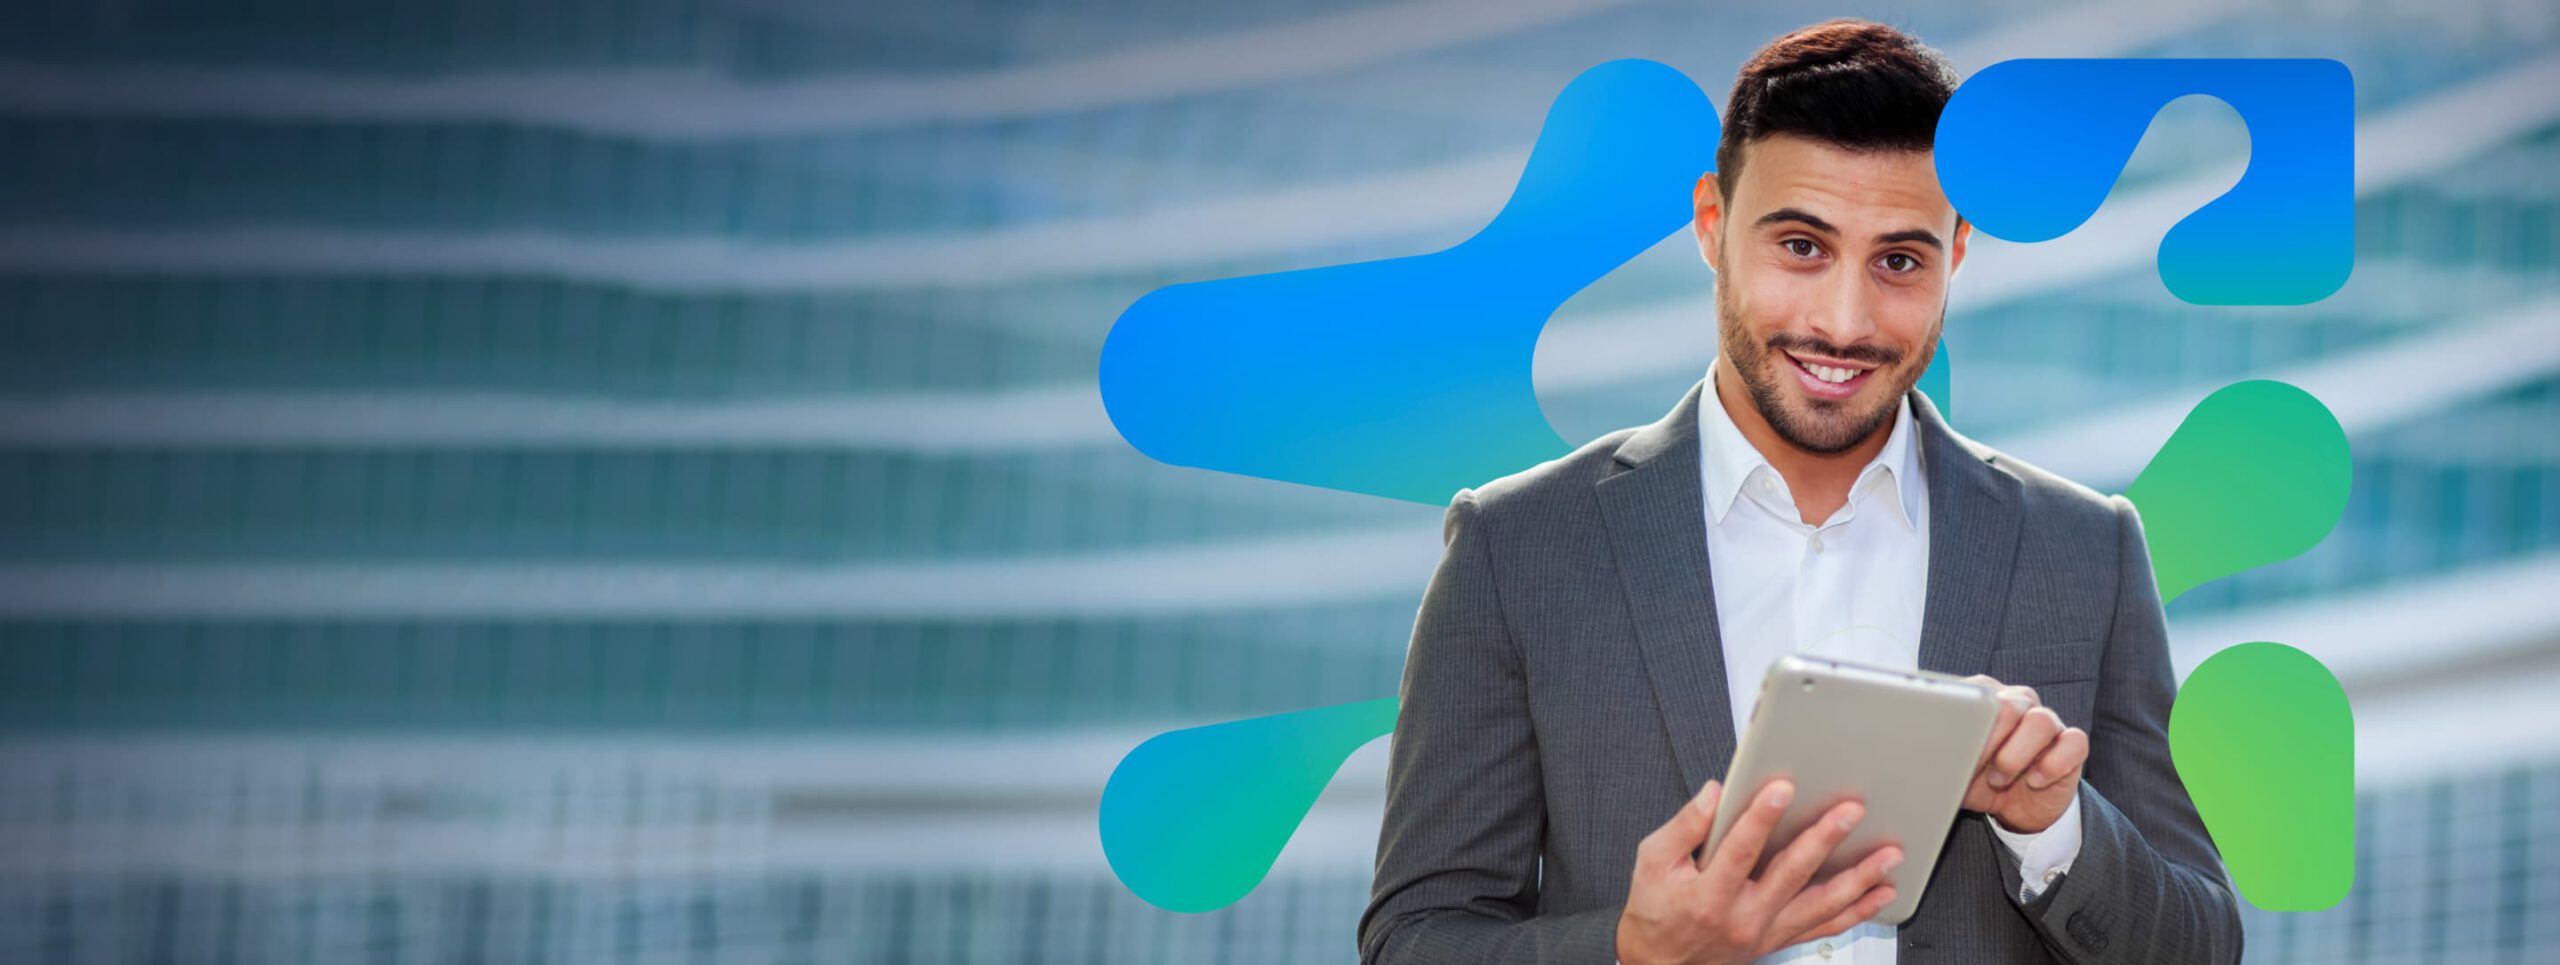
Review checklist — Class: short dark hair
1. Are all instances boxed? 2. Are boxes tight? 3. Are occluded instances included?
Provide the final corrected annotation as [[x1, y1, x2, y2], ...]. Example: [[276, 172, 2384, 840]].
[[1715, 19, 1959, 205]]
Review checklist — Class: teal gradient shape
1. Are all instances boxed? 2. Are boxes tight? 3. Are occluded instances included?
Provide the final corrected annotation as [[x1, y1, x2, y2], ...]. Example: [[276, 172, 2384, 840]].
[[1917, 335, 1953, 425], [1937, 59, 2354, 305], [1101, 59, 1719, 504], [2169, 642, 2355, 911], [2124, 379, 2352, 604], [1100, 698, 1398, 913]]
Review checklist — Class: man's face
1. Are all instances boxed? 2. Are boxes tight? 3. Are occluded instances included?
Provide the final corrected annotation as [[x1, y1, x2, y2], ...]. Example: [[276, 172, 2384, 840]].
[[1695, 132, 1969, 454]]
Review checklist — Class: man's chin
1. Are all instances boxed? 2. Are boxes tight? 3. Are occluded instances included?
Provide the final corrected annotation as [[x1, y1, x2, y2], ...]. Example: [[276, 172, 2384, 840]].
[[1775, 421, 1861, 454], [1771, 395, 1898, 454]]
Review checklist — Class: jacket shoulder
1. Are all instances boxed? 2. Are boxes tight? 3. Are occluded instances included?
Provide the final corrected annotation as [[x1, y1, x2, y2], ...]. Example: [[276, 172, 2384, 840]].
[[1965, 435, 2135, 539], [1443, 427, 1637, 525]]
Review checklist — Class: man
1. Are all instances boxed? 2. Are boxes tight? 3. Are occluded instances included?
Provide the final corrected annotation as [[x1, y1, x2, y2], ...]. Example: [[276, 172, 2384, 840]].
[[1357, 20, 2243, 965]]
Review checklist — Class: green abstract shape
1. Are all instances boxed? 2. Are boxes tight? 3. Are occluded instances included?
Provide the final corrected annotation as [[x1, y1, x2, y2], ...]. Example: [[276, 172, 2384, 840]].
[[2125, 379, 2351, 604], [1100, 697, 1398, 912], [2169, 642, 2355, 911]]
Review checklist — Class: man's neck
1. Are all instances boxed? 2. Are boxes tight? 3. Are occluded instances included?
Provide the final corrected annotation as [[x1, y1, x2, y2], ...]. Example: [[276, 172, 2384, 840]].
[[1710, 357, 1892, 526]]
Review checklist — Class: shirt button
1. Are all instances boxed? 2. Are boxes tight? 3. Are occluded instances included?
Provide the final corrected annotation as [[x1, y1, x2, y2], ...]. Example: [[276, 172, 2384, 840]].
[[1760, 477, 1776, 493], [1817, 940, 1835, 958], [2045, 868, 2064, 886], [1808, 534, 1824, 553]]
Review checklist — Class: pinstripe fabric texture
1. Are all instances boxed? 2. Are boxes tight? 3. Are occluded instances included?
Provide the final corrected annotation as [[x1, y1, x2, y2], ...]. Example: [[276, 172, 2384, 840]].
[[1358, 380, 2244, 964]]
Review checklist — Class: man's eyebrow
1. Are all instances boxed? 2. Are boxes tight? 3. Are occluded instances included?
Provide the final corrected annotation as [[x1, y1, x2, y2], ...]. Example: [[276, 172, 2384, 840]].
[[1754, 208, 1836, 235], [1876, 228, 1945, 251], [1755, 208, 1945, 251]]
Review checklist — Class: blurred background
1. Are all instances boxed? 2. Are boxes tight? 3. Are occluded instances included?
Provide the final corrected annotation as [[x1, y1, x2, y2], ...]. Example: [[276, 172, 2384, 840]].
[[0, 0, 2555, 961]]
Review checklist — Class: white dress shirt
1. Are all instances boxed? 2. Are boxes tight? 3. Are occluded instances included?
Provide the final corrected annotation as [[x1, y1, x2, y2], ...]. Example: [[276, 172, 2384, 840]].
[[1689, 367, 2079, 965]]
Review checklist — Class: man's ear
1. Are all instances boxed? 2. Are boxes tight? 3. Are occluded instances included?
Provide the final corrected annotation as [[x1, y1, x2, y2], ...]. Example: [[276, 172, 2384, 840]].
[[1692, 172, 1724, 273], [1948, 215, 1972, 277]]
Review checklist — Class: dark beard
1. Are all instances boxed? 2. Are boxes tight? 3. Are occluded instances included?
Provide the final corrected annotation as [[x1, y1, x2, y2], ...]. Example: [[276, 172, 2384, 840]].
[[1716, 283, 1936, 455]]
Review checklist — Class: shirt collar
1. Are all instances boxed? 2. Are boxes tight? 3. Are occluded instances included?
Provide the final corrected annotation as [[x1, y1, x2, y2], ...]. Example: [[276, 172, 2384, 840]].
[[1699, 364, 1923, 531]]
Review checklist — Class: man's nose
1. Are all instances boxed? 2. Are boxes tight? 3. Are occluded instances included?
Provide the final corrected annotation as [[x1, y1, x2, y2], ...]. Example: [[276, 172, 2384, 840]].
[[1806, 270, 1881, 348]]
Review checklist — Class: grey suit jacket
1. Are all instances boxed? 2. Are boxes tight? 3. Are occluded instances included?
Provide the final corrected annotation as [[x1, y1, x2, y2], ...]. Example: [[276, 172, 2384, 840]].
[[1358, 381, 2243, 964]]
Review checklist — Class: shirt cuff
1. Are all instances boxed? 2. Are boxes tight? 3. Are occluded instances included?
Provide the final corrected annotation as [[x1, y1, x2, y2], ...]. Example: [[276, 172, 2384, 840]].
[[1989, 793, 2084, 901]]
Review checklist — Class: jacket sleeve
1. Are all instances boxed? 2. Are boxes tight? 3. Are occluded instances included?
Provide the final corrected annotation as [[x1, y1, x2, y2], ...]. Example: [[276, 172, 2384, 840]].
[[1990, 494, 2246, 964], [1357, 489, 1623, 964]]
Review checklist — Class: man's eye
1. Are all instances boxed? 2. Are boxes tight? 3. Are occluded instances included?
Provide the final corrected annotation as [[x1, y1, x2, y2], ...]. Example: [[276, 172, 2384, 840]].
[[1880, 253, 1919, 272], [1784, 239, 1819, 258]]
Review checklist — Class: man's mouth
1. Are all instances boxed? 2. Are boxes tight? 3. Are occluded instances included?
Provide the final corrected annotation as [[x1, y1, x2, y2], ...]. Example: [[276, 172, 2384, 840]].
[[1782, 350, 1877, 400]]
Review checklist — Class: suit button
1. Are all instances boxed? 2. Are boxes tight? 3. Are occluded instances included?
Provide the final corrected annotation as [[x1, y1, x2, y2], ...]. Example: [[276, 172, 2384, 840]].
[[2066, 908, 2112, 953]]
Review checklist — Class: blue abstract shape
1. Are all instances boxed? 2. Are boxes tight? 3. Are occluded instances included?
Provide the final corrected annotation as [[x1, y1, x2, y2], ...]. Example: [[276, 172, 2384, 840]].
[[1101, 59, 1719, 504], [1936, 59, 2354, 305]]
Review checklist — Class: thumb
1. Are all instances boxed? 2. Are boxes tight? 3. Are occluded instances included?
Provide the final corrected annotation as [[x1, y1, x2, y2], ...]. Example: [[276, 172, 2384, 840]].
[[1961, 771, 1998, 813], [1639, 779, 1721, 874]]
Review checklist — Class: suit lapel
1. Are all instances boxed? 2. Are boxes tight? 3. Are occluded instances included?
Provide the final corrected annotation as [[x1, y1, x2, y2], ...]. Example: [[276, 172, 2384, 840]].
[[1594, 381, 1736, 795], [1910, 389, 2024, 679], [1593, 384, 2022, 795], [1900, 392, 2026, 957]]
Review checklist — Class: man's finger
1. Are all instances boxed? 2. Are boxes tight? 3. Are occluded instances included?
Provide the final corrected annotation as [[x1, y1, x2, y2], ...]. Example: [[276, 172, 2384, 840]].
[[1768, 843, 1903, 944], [1987, 706, 2064, 788], [1961, 767, 2002, 812], [2024, 727, 2089, 790], [1638, 779, 1721, 874], [1976, 700, 2019, 771], [1744, 799, 1863, 912], [1700, 778, 1795, 895], [1782, 884, 1899, 948], [1971, 681, 2037, 772]]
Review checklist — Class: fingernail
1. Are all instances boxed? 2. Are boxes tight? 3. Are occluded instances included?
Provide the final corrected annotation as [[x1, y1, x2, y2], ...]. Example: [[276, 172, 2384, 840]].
[[1835, 805, 1863, 830], [1765, 783, 1794, 809], [2004, 694, 2031, 713], [1882, 850, 1905, 872], [2025, 772, 2053, 790], [1987, 770, 2011, 788]]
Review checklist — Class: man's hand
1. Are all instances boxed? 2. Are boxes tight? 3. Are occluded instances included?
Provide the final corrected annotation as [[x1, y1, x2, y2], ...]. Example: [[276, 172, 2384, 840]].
[[1615, 778, 1903, 965], [1961, 674, 2088, 834]]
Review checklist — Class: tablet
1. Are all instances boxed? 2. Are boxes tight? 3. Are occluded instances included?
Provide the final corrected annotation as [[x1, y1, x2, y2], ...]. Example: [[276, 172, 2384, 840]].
[[1700, 654, 2001, 926]]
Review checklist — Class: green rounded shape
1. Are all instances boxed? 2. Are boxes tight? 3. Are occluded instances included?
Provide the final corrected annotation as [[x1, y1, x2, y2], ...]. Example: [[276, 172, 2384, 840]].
[[2126, 379, 2351, 604], [2170, 642, 2355, 911]]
